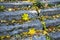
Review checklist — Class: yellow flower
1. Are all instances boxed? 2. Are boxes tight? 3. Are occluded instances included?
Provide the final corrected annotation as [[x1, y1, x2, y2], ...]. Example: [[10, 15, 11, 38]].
[[8, 8, 12, 11], [43, 30, 48, 35], [6, 35, 10, 38], [1, 20, 6, 23], [11, 20, 16, 23], [22, 13, 29, 21], [28, 28, 36, 35]]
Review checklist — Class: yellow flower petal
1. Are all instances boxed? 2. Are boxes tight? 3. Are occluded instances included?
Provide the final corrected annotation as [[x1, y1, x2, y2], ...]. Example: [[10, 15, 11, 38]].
[[43, 31, 48, 35], [22, 13, 29, 21], [11, 20, 16, 23], [28, 28, 36, 35], [6, 35, 10, 38]]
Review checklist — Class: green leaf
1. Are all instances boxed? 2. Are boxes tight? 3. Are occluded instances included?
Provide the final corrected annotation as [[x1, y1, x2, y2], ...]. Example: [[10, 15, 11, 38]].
[[46, 35, 51, 40]]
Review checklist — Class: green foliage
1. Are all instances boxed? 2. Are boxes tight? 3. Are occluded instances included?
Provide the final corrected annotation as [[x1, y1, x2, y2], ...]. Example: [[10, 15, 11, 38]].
[[33, 1, 44, 9], [48, 4, 54, 7], [11, 0, 16, 2], [33, 1, 45, 16], [41, 21, 47, 30], [57, 4, 60, 7], [46, 35, 51, 40], [0, 5, 5, 12]]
